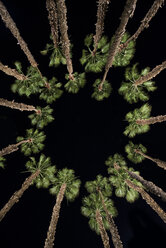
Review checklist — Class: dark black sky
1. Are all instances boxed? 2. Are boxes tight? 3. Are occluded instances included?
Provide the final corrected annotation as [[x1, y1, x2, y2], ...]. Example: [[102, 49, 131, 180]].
[[0, 0, 166, 247]]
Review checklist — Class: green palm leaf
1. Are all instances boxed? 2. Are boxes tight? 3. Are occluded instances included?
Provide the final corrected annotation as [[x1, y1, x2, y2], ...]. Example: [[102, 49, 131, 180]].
[[125, 141, 147, 163], [0, 156, 6, 169]]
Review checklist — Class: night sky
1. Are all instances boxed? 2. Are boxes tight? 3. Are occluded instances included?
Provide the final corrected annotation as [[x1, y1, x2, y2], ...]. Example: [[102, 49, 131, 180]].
[[0, 0, 166, 247]]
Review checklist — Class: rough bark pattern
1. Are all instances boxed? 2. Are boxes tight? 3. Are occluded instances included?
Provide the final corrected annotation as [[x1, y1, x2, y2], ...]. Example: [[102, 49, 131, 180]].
[[56, 0, 73, 75], [0, 61, 26, 80], [126, 179, 166, 223], [0, 170, 40, 222], [44, 183, 67, 248], [119, 0, 165, 52], [126, 170, 166, 201], [0, 98, 37, 112], [135, 149, 166, 170], [46, 0, 59, 48], [99, 0, 137, 90], [96, 210, 110, 248], [134, 61, 166, 86], [98, 189, 123, 248], [0, 1, 37, 67], [136, 115, 166, 125], [0, 140, 30, 157], [93, 0, 111, 53]]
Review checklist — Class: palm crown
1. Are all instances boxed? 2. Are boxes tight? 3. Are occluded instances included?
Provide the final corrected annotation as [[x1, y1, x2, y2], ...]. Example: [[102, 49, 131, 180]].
[[105, 153, 142, 203], [124, 103, 152, 137], [125, 141, 147, 164], [16, 128, 46, 156], [64, 72, 86, 94], [81, 193, 117, 235], [92, 79, 112, 101], [119, 63, 157, 103], [49, 168, 81, 201], [25, 153, 56, 188]]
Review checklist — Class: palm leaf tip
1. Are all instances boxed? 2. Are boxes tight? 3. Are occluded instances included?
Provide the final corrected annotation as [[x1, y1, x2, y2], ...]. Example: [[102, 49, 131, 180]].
[[0, 156, 6, 169]]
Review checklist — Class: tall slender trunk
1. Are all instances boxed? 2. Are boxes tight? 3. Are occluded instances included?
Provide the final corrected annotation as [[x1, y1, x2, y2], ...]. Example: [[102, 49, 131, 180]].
[[56, 0, 73, 77], [126, 179, 166, 223], [44, 183, 67, 248], [0, 140, 32, 157], [93, 0, 111, 55], [126, 169, 166, 201], [46, 0, 59, 48], [0, 170, 40, 222], [118, 0, 165, 52], [99, 0, 137, 90], [96, 209, 110, 248], [0, 98, 38, 112], [0, 61, 26, 81], [134, 61, 166, 86], [98, 189, 123, 248], [136, 115, 166, 126], [135, 149, 166, 170]]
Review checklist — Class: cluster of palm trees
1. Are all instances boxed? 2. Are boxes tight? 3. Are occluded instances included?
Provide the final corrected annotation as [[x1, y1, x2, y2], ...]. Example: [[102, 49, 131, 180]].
[[0, 0, 166, 247]]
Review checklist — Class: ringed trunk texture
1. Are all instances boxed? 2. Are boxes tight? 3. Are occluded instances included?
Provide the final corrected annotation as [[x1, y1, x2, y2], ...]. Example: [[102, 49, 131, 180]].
[[99, 0, 137, 90], [0, 62, 26, 81], [56, 0, 73, 76], [44, 183, 67, 248], [126, 179, 166, 223], [0, 140, 31, 157], [0, 1, 37, 68], [136, 115, 166, 125], [134, 61, 166, 86], [0, 170, 40, 222], [135, 149, 166, 170], [126, 169, 166, 202], [0, 98, 37, 112], [96, 209, 110, 248], [98, 189, 123, 248], [118, 0, 165, 52]]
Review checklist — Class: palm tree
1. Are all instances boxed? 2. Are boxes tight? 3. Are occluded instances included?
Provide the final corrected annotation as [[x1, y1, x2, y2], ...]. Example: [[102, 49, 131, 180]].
[[124, 103, 152, 137], [44, 168, 81, 248], [119, 63, 156, 103], [82, 192, 118, 248], [85, 175, 123, 248], [0, 154, 56, 222]]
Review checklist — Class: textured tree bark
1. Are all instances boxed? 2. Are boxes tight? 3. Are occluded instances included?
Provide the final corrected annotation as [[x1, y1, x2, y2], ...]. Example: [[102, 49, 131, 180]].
[[0, 140, 31, 157], [118, 0, 165, 52], [134, 61, 166, 86], [93, 0, 111, 55], [0, 62, 27, 81], [56, 0, 73, 76], [136, 115, 166, 125], [0, 170, 40, 222], [99, 0, 137, 90], [0, 98, 37, 112], [44, 183, 67, 248], [98, 189, 123, 248], [126, 169, 166, 201], [96, 209, 110, 248], [46, 0, 59, 48], [135, 149, 166, 170], [0, 1, 37, 68], [126, 179, 166, 223]]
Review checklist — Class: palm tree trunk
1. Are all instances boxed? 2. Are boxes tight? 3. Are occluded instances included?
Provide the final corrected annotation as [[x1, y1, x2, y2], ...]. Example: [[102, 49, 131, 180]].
[[46, 0, 59, 48], [135, 149, 166, 170], [99, 0, 137, 90], [0, 98, 38, 112], [92, 0, 111, 55], [126, 179, 166, 223], [126, 169, 166, 201], [136, 115, 166, 126], [98, 189, 123, 248], [44, 183, 67, 248], [118, 0, 165, 52], [134, 61, 166, 86], [96, 209, 110, 248], [0, 170, 40, 222], [0, 140, 32, 157], [56, 0, 73, 77], [0, 61, 27, 81]]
